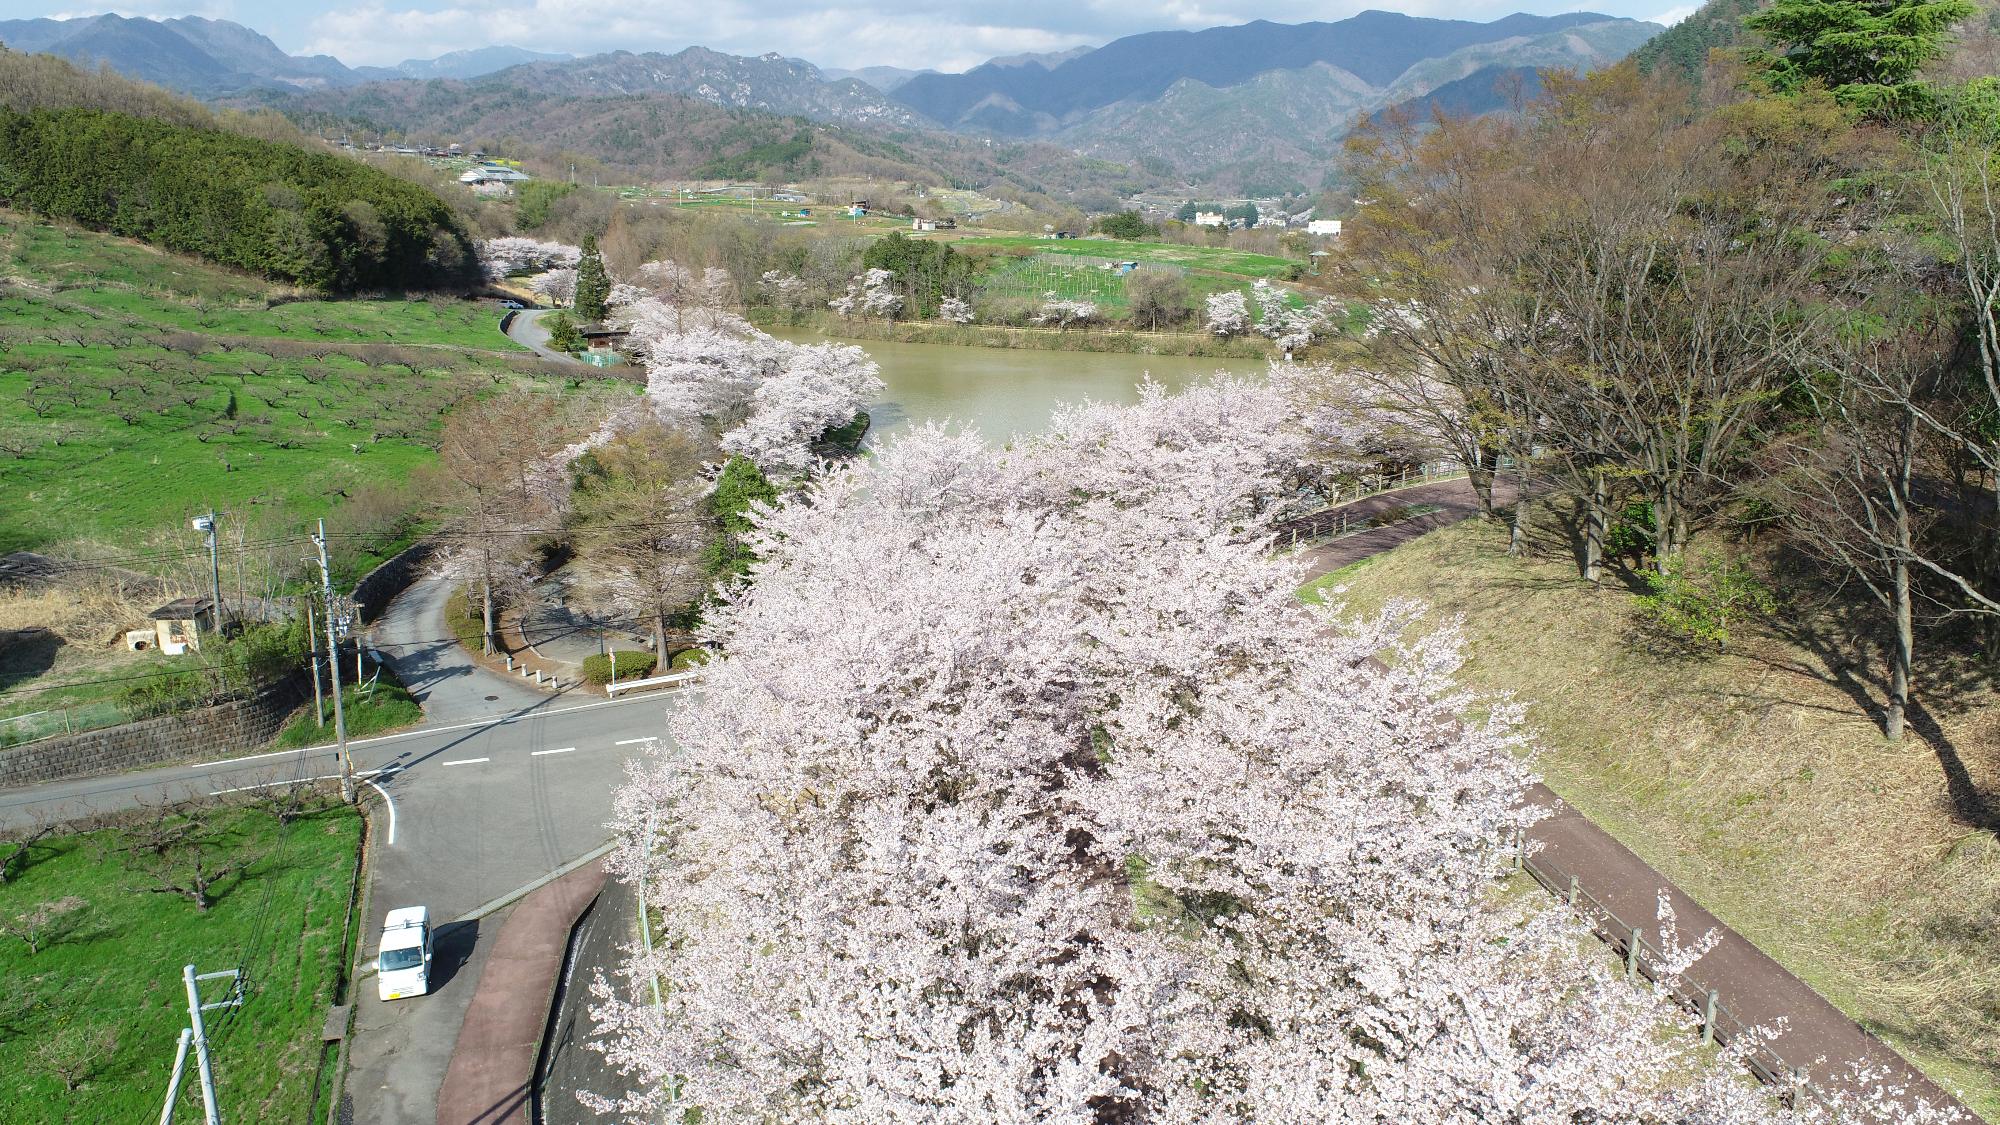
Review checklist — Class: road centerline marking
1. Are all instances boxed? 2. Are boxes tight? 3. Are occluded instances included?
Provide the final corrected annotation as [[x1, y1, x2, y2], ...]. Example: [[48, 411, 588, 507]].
[[442, 757, 490, 766], [614, 737, 657, 746], [531, 747, 576, 756]]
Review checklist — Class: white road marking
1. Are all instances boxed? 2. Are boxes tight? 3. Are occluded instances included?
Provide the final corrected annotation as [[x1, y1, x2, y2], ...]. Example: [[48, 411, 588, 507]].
[[208, 766, 397, 797], [365, 778, 397, 845], [442, 757, 489, 767], [614, 737, 657, 746], [531, 747, 575, 756]]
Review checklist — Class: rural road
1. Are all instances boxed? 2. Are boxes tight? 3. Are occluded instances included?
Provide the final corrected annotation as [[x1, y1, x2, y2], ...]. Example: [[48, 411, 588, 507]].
[[0, 582, 687, 1125], [504, 307, 586, 364]]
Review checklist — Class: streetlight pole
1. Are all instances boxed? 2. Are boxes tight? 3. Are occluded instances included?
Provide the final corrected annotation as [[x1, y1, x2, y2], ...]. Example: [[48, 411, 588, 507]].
[[311, 519, 354, 804]]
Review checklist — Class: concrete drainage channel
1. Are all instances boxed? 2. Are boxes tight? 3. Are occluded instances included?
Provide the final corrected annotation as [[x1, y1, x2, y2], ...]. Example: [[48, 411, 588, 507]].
[[533, 879, 646, 1122]]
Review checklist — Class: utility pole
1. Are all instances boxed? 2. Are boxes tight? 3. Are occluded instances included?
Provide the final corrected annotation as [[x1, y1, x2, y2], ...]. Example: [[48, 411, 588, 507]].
[[305, 597, 324, 728], [192, 511, 222, 636], [312, 519, 355, 804], [161, 964, 238, 1125]]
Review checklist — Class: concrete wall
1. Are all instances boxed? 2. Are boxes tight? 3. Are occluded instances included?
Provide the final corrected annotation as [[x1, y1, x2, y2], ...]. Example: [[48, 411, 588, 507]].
[[352, 539, 438, 625], [0, 675, 308, 788]]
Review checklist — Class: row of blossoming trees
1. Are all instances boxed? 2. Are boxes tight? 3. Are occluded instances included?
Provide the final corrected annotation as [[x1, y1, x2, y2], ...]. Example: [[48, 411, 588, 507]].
[[426, 240, 881, 659], [575, 374, 1958, 1122]]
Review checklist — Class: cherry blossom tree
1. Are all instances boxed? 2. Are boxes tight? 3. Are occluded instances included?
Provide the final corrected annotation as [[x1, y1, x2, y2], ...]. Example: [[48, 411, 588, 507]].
[[759, 270, 813, 312], [529, 268, 577, 307], [1204, 289, 1251, 337], [1031, 293, 1098, 329], [938, 295, 975, 324], [578, 380, 1959, 1124], [830, 268, 902, 319], [476, 237, 580, 279]]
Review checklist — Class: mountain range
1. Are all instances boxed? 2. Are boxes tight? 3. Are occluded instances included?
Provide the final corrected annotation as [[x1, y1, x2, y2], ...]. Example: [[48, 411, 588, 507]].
[[1, 10, 1664, 194], [0, 14, 565, 93]]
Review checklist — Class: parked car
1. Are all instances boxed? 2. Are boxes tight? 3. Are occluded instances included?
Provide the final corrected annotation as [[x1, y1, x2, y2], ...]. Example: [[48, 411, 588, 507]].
[[499, 299, 526, 310], [377, 906, 433, 1001]]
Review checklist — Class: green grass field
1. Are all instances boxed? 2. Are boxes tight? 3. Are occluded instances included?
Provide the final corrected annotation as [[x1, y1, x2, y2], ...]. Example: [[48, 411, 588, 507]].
[[0, 212, 536, 554], [0, 801, 364, 1123]]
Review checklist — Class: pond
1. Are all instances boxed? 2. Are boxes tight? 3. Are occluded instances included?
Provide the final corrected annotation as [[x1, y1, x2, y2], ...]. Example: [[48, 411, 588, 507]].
[[769, 329, 1260, 444]]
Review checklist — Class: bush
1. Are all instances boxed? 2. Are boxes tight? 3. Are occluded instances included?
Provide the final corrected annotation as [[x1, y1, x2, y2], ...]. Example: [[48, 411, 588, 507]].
[[581, 650, 657, 685], [1092, 211, 1159, 240], [543, 311, 584, 353], [1634, 551, 1775, 653], [1605, 500, 1656, 561]]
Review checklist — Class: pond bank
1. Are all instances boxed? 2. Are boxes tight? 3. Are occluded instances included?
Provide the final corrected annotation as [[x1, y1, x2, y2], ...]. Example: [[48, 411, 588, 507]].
[[750, 309, 1276, 359]]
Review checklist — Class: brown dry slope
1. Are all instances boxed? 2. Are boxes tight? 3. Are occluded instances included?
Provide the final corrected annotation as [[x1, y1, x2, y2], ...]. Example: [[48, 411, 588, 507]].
[[1312, 502, 2000, 1117]]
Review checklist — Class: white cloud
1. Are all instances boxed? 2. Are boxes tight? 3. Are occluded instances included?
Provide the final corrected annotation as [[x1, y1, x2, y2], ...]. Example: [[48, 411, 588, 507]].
[[1643, 3, 1698, 24]]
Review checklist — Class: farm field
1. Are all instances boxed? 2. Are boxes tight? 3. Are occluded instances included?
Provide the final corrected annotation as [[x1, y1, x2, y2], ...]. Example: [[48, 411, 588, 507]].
[[951, 236, 1304, 280], [0, 212, 552, 555], [0, 800, 365, 1124]]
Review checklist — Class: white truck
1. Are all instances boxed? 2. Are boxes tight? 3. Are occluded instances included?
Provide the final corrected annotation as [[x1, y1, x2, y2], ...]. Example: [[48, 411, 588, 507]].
[[377, 906, 433, 1002]]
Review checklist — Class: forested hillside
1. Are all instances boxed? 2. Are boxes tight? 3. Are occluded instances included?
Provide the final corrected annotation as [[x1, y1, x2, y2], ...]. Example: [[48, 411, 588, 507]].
[[0, 48, 477, 290]]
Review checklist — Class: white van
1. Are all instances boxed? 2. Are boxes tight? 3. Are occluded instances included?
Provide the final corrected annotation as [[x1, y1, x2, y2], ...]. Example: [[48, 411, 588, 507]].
[[377, 906, 433, 1001]]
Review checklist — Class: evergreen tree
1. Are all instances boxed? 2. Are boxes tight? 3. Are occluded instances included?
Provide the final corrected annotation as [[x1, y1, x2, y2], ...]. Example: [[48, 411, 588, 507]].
[[1746, 0, 1975, 115], [574, 234, 611, 324]]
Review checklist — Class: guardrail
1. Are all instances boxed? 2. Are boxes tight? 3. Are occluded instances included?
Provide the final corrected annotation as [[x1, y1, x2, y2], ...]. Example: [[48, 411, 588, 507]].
[[1275, 465, 1473, 549], [1512, 830, 1818, 1108], [604, 669, 706, 698]]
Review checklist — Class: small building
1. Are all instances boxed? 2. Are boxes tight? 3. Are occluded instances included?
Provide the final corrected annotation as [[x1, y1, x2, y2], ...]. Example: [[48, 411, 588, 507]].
[[578, 322, 630, 349], [848, 200, 869, 218], [1307, 219, 1344, 237], [143, 596, 217, 655], [772, 190, 808, 203], [913, 217, 939, 231], [1193, 211, 1227, 228]]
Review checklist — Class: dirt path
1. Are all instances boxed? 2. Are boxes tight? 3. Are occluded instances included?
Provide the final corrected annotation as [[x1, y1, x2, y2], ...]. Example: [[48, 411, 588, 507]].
[[1300, 479, 1976, 1118]]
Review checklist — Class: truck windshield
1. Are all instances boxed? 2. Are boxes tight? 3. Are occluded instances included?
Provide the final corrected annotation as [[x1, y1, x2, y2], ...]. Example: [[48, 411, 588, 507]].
[[379, 947, 424, 972]]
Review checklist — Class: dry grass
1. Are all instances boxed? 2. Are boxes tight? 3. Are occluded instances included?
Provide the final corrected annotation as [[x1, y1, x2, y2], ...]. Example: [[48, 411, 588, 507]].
[[0, 581, 159, 701], [1327, 511, 2000, 1116]]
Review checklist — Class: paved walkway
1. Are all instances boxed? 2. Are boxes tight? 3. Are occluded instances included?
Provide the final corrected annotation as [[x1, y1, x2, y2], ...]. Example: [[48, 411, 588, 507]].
[[1299, 479, 1975, 1117], [435, 859, 609, 1125]]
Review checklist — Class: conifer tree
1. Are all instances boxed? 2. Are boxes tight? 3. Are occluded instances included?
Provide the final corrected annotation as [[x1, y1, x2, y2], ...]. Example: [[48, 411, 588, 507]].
[[574, 234, 611, 324]]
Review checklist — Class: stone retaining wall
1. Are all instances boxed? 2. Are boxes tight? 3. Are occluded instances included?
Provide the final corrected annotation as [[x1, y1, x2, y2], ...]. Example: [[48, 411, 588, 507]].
[[0, 675, 309, 788], [352, 539, 437, 625]]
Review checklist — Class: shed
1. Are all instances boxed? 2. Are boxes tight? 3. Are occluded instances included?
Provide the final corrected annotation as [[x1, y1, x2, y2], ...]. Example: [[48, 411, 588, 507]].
[[146, 596, 215, 655]]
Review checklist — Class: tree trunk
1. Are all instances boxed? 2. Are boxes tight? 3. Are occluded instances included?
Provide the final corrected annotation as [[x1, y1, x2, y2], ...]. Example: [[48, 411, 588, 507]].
[[653, 613, 668, 665], [1888, 557, 1911, 744], [1583, 469, 1607, 585], [1507, 458, 1532, 557], [1467, 464, 1496, 517], [481, 576, 495, 657]]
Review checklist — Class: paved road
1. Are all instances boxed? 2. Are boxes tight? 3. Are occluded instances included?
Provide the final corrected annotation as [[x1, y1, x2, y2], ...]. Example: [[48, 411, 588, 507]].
[[504, 308, 586, 365], [0, 578, 689, 1125], [372, 577, 553, 724]]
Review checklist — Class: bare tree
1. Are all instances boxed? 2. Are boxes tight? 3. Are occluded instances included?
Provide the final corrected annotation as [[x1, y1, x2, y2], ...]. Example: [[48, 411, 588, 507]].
[[0, 818, 54, 883], [1768, 324, 1953, 741], [568, 422, 714, 658], [0, 895, 88, 955], [426, 391, 557, 654]]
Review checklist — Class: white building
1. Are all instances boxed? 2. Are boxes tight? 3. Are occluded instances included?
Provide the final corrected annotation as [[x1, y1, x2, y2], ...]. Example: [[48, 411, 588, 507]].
[[1307, 219, 1344, 237], [1193, 211, 1226, 228]]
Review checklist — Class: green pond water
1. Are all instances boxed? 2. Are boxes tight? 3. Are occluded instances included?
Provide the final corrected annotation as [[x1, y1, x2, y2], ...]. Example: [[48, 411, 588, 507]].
[[769, 329, 1258, 444]]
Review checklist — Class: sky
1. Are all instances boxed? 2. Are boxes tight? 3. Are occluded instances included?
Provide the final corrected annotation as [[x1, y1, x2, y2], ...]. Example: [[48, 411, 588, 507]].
[[20, 0, 1695, 71]]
